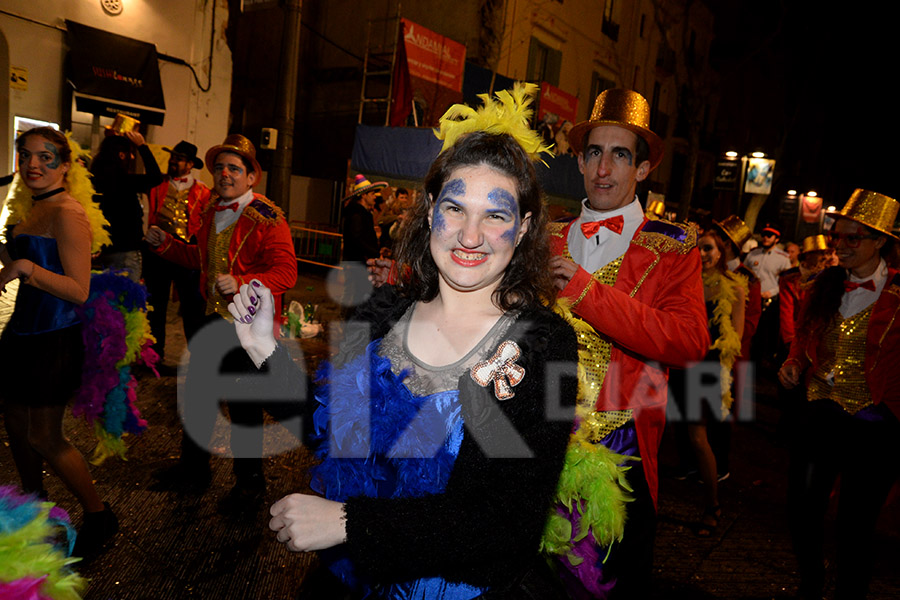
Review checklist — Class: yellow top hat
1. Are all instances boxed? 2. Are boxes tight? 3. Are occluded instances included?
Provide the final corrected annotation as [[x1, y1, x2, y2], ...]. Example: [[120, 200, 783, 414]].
[[645, 198, 666, 218], [801, 234, 829, 255], [712, 215, 752, 253], [826, 189, 899, 241], [567, 88, 664, 170]]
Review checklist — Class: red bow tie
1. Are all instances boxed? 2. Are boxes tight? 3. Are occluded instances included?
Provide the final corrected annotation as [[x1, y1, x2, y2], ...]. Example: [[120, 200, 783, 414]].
[[215, 202, 239, 212], [172, 177, 189, 183], [581, 215, 625, 238], [844, 279, 876, 292]]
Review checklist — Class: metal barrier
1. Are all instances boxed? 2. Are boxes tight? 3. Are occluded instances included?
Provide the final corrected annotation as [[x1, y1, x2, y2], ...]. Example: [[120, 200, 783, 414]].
[[290, 221, 343, 269]]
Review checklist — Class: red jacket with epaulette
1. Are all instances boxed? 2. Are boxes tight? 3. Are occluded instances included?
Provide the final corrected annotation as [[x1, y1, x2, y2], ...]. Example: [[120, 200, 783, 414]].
[[549, 217, 710, 506], [786, 268, 900, 420], [148, 178, 211, 241], [152, 193, 297, 322]]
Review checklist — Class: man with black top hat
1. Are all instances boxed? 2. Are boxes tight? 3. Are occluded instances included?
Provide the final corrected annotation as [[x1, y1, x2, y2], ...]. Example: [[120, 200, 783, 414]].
[[143, 140, 210, 368], [547, 88, 709, 598], [145, 134, 297, 510]]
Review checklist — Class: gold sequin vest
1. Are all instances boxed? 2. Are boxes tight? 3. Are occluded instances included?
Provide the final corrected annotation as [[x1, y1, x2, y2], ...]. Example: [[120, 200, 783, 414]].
[[205, 221, 238, 320], [566, 244, 633, 442], [156, 184, 191, 242], [807, 305, 873, 414]]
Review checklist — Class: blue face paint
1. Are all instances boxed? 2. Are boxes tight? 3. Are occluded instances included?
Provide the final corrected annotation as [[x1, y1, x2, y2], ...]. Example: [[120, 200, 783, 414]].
[[487, 187, 520, 244], [432, 177, 466, 235], [43, 142, 62, 169]]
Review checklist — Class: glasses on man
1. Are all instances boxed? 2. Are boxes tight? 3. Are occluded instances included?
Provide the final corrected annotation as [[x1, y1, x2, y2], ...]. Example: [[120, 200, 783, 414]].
[[826, 231, 879, 248]]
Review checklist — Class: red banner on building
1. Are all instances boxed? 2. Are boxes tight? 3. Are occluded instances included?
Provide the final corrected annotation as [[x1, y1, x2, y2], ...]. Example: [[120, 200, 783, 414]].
[[538, 82, 578, 125], [401, 18, 466, 92]]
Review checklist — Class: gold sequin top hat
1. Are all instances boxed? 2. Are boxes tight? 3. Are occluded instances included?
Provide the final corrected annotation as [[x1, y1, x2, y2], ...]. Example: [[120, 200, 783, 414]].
[[106, 113, 140, 134], [827, 189, 899, 241], [645, 198, 666, 218], [567, 88, 664, 170], [205, 134, 262, 180], [801, 234, 829, 255], [712, 214, 752, 253]]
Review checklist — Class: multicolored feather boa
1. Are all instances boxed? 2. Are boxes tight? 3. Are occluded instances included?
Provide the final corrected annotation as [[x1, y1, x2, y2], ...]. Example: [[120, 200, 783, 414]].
[[703, 269, 747, 418], [3, 132, 110, 254], [540, 299, 634, 562], [0, 486, 85, 600], [74, 270, 156, 464]]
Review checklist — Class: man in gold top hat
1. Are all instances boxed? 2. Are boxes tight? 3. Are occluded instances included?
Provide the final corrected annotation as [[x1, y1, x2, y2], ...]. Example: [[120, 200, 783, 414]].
[[546, 88, 710, 598], [145, 134, 298, 510], [778, 189, 900, 599]]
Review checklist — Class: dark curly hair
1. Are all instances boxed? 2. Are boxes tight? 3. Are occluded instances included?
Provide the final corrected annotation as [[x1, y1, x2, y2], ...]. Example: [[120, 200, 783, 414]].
[[394, 130, 554, 311]]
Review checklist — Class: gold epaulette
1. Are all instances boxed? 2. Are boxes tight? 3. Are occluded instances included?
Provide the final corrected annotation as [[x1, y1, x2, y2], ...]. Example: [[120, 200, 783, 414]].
[[243, 195, 286, 225], [633, 218, 696, 254]]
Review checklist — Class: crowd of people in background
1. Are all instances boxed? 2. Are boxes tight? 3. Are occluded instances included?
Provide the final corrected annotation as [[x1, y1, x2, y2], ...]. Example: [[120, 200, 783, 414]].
[[0, 83, 898, 600]]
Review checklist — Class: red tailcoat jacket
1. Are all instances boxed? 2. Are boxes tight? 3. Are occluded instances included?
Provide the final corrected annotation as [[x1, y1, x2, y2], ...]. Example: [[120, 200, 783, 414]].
[[786, 268, 900, 420], [153, 193, 298, 328], [550, 218, 710, 506], [148, 178, 211, 241]]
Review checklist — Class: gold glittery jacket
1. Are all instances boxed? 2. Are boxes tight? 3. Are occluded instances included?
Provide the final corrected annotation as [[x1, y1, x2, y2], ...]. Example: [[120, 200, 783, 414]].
[[549, 217, 710, 505], [786, 268, 900, 420]]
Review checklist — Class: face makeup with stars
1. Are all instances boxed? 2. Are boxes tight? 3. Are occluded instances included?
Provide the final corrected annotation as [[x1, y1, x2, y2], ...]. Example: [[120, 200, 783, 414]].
[[428, 164, 530, 295], [578, 125, 650, 212], [213, 152, 257, 200], [18, 135, 69, 195]]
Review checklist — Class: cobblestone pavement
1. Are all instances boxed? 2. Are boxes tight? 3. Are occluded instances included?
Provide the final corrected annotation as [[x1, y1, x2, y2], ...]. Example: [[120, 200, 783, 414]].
[[1, 268, 897, 599]]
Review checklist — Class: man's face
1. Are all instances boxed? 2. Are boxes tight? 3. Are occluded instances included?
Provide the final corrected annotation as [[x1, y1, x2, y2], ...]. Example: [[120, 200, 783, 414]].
[[213, 152, 256, 200], [360, 190, 377, 210], [828, 218, 885, 272], [396, 192, 409, 207], [577, 125, 650, 212], [167, 153, 194, 178], [760, 231, 778, 249], [787, 243, 800, 264]]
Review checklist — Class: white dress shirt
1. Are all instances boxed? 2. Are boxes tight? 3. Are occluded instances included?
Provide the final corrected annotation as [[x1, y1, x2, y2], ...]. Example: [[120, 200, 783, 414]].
[[840, 258, 888, 318], [567, 197, 645, 273], [169, 173, 195, 192], [214, 189, 255, 233]]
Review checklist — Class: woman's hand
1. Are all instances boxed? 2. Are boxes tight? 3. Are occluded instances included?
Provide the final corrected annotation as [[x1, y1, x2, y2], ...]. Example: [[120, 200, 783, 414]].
[[228, 279, 277, 368], [144, 226, 167, 247], [366, 257, 394, 287], [778, 361, 800, 389], [269, 493, 347, 552], [0, 259, 35, 295], [123, 130, 145, 147], [549, 255, 579, 290]]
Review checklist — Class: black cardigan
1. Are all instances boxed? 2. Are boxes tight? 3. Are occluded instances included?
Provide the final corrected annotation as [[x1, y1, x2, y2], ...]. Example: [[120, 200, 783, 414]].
[[266, 286, 577, 592]]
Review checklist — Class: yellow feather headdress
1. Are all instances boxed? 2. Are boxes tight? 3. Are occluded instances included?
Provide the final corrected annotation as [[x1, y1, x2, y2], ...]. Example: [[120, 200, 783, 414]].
[[3, 132, 111, 254], [434, 82, 554, 165]]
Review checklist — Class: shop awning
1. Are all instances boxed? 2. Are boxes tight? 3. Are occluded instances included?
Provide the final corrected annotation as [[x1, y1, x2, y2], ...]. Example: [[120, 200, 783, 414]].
[[65, 20, 166, 126]]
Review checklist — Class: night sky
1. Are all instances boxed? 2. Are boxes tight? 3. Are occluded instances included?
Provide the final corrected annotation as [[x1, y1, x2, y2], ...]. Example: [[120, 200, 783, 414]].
[[712, 0, 895, 211]]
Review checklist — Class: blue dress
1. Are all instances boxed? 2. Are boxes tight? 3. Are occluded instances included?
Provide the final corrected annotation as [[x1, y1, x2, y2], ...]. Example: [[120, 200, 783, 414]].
[[307, 307, 516, 599], [0, 233, 84, 405]]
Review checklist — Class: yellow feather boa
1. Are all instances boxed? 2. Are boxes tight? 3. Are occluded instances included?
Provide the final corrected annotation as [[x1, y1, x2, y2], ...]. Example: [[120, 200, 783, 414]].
[[4, 133, 110, 253], [702, 269, 747, 417]]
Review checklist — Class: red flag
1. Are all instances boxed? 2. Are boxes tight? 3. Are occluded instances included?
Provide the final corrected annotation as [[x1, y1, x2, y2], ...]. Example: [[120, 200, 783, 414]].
[[389, 21, 413, 127]]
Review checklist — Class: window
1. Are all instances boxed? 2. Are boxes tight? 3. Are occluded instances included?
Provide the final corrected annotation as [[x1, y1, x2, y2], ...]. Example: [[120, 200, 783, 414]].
[[602, 0, 619, 41], [591, 73, 616, 104], [527, 37, 562, 87]]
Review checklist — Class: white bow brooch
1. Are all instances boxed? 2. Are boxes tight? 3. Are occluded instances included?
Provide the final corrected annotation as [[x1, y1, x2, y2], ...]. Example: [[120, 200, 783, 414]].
[[470, 340, 525, 401]]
